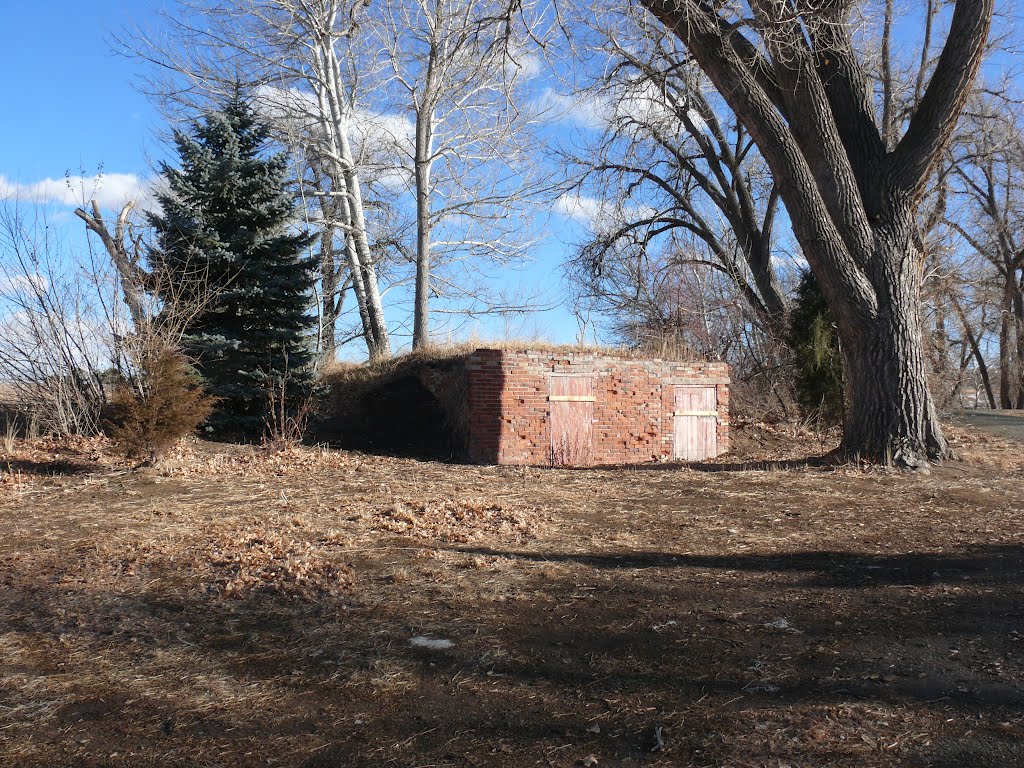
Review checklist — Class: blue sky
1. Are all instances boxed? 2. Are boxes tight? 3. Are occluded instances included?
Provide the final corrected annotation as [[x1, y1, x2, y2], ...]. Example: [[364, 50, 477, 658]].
[[0, 1, 158, 181], [0, 0, 588, 355]]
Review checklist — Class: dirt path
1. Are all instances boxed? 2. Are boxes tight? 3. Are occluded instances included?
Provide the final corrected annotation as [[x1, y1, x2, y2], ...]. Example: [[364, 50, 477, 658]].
[[0, 426, 1022, 767]]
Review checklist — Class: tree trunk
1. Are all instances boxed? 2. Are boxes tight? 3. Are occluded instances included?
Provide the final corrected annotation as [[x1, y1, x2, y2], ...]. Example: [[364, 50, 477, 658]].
[[835, 225, 949, 466], [330, 172, 380, 359], [318, 223, 341, 364], [412, 47, 440, 353], [314, 37, 391, 362], [74, 201, 149, 331], [1013, 276, 1024, 409], [999, 273, 1014, 408], [412, 134, 432, 350], [336, 138, 391, 362]]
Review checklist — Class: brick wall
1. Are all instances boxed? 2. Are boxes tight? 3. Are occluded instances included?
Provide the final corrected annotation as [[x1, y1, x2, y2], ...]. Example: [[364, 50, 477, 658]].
[[465, 349, 729, 466]]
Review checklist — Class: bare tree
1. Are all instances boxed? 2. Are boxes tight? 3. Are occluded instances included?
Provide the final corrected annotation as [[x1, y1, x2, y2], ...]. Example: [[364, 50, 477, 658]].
[[0, 199, 115, 434], [560, 8, 789, 340], [638, 0, 994, 466], [74, 197, 220, 371], [0, 195, 211, 436], [123, 0, 549, 358], [74, 200, 150, 330], [371, 0, 544, 349], [945, 92, 1024, 408]]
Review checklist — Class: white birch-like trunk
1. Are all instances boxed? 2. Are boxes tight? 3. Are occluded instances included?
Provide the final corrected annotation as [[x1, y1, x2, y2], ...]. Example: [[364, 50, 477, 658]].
[[312, 32, 391, 360], [412, 47, 438, 350]]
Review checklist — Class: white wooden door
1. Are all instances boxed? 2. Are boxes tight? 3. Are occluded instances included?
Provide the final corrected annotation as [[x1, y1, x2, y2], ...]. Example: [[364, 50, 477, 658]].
[[673, 386, 718, 461]]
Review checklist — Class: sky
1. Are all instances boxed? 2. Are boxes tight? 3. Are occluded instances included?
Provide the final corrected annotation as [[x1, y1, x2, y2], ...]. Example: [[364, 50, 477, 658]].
[[5, 2, 1017, 361], [0, 2, 158, 190], [0, 0, 591, 357]]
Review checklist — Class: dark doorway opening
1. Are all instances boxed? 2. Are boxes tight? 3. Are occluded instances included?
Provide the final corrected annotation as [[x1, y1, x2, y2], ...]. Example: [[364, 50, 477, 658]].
[[338, 376, 455, 459]]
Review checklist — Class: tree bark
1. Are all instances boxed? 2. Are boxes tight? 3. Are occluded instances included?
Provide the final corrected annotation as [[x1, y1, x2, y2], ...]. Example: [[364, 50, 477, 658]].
[[839, 227, 946, 465], [1014, 276, 1024, 408], [638, 0, 994, 465], [412, 111, 434, 350], [999, 273, 1014, 408], [318, 221, 341, 363], [412, 170, 432, 350], [313, 29, 391, 361]]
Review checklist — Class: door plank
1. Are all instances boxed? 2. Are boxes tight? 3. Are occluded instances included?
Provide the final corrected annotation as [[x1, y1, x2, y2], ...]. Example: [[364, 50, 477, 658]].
[[673, 386, 718, 461], [550, 376, 594, 466]]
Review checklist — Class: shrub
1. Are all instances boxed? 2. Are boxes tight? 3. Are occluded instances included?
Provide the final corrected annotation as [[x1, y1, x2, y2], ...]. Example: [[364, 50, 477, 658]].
[[261, 369, 316, 451], [787, 269, 846, 424], [104, 349, 217, 462]]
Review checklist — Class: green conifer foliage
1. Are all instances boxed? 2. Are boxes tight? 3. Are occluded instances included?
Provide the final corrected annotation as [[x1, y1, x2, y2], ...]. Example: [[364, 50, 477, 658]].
[[148, 92, 316, 437], [787, 269, 846, 424]]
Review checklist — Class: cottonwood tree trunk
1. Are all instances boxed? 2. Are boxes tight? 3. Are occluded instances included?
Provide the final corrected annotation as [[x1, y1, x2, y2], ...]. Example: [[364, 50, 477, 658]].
[[999, 274, 1015, 408], [640, 0, 994, 465], [839, 226, 946, 462], [311, 28, 392, 361], [1015, 279, 1024, 408], [412, 111, 434, 350], [317, 221, 343, 363]]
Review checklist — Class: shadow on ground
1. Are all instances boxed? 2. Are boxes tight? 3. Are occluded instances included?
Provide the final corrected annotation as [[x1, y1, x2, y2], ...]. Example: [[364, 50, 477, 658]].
[[3, 539, 1022, 767]]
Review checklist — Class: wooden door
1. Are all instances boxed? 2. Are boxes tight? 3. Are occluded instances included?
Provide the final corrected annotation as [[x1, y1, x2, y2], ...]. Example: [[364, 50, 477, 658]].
[[673, 386, 718, 461], [549, 375, 594, 466]]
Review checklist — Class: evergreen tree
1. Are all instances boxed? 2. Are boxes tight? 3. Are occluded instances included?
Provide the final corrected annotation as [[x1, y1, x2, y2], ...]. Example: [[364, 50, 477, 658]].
[[787, 269, 846, 424], [148, 92, 316, 437]]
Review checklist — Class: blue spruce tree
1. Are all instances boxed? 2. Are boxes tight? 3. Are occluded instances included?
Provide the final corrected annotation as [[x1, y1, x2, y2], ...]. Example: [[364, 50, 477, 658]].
[[148, 92, 316, 438]]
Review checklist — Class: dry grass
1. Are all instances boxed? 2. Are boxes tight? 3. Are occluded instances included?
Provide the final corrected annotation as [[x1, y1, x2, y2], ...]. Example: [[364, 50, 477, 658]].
[[0, 422, 1022, 767], [323, 339, 702, 377], [319, 339, 703, 406]]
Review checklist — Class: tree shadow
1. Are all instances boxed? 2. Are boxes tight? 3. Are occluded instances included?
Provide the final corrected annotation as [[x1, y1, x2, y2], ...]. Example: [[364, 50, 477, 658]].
[[439, 543, 1024, 588], [1, 457, 96, 476], [4, 541, 1022, 767], [559, 455, 838, 472]]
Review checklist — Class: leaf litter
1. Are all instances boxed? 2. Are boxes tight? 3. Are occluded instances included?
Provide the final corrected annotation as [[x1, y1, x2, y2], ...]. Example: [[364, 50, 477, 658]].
[[0, 421, 1021, 767]]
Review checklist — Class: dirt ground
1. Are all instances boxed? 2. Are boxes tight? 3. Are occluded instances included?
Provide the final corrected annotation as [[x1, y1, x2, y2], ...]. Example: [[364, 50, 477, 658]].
[[0, 422, 1022, 768]]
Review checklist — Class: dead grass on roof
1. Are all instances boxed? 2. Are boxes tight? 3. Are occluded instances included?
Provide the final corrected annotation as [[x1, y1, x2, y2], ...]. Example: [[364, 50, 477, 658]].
[[320, 340, 704, 385], [317, 340, 709, 420]]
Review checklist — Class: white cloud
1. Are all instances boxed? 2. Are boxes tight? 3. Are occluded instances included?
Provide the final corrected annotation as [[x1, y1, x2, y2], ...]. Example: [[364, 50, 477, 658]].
[[374, 166, 412, 193], [0, 307, 119, 376], [254, 84, 416, 159], [553, 193, 606, 223], [553, 193, 658, 235], [537, 80, 711, 141], [0, 273, 50, 296], [505, 51, 543, 82], [353, 110, 415, 151], [0, 173, 146, 210], [535, 88, 610, 130]]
